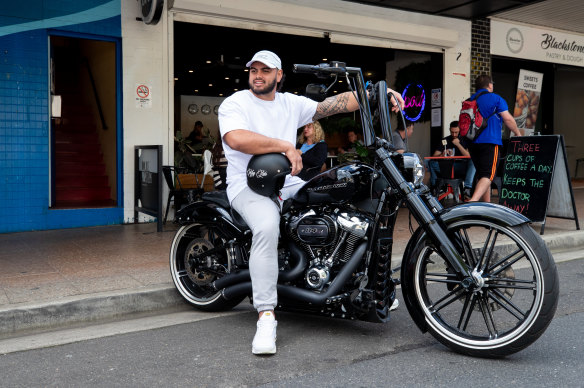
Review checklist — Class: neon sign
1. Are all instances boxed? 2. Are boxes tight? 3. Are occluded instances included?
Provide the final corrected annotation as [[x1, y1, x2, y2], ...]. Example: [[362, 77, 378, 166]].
[[402, 83, 426, 122]]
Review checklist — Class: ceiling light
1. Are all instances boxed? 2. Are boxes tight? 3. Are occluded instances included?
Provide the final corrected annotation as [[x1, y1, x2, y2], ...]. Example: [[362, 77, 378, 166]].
[[194, 90, 199, 93], [206, 60, 212, 64], [322, 58, 327, 61], [209, 84, 213, 87], [188, 70, 193, 73], [174, 77, 178, 81], [225, 77, 230, 80], [219, 93, 223, 96]]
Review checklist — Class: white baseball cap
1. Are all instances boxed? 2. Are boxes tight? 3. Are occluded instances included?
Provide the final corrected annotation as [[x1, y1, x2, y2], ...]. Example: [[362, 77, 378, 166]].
[[245, 50, 282, 69]]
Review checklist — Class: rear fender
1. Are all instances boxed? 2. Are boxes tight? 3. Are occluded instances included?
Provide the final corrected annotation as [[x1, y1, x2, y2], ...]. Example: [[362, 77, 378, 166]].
[[175, 200, 245, 237], [400, 202, 530, 333]]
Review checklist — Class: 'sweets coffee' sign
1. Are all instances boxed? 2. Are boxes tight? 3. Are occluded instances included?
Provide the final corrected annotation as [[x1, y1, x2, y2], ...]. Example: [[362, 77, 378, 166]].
[[491, 20, 584, 68]]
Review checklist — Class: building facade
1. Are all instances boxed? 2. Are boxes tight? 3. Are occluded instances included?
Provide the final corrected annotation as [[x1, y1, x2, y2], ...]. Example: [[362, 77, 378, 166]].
[[1, 0, 473, 233]]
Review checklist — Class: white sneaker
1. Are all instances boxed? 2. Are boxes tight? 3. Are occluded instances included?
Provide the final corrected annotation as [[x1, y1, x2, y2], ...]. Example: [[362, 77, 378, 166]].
[[390, 298, 399, 311], [252, 311, 277, 355]]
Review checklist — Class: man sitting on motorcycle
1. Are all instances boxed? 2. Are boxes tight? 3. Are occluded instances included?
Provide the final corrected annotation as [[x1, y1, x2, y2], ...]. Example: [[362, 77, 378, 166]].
[[218, 50, 404, 355]]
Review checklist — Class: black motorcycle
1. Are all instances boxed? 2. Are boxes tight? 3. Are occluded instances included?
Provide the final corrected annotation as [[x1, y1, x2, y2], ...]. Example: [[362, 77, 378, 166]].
[[169, 62, 559, 357]]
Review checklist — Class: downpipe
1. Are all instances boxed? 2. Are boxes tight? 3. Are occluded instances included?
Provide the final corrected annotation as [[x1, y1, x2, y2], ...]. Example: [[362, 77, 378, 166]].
[[222, 242, 367, 306], [212, 242, 307, 290]]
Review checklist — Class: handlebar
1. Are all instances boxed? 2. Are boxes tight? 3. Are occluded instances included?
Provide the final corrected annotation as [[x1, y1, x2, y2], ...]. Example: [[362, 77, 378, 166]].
[[293, 62, 362, 78]]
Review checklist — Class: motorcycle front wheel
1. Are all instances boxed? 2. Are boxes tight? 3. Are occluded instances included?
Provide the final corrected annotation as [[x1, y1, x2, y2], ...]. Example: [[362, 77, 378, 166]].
[[170, 223, 246, 311], [408, 221, 559, 357]]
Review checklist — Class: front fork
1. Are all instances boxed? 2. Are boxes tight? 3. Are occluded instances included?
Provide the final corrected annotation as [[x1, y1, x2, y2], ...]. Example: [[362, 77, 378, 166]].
[[377, 149, 472, 281]]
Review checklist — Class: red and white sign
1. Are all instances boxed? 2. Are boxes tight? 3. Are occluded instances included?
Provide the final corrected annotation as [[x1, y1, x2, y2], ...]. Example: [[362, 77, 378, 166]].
[[135, 84, 152, 108]]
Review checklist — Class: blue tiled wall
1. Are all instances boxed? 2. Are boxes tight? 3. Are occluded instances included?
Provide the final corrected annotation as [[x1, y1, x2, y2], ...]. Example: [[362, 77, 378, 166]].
[[0, 1, 122, 233]]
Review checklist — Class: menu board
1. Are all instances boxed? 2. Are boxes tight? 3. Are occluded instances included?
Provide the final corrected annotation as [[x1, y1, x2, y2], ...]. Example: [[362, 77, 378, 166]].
[[500, 136, 556, 221], [500, 135, 578, 233]]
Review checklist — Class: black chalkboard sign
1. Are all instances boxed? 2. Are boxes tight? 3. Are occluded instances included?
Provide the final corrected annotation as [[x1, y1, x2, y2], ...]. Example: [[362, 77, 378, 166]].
[[500, 135, 579, 234], [134, 145, 163, 232]]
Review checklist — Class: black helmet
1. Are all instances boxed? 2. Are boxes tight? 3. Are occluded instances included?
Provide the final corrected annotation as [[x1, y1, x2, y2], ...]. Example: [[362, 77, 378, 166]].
[[247, 153, 291, 197]]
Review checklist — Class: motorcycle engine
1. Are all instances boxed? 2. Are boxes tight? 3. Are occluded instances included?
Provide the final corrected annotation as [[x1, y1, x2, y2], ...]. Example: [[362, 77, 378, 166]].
[[286, 208, 371, 290]]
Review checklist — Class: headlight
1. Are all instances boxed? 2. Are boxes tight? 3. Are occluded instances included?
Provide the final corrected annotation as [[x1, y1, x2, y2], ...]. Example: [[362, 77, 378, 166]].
[[391, 152, 425, 188]]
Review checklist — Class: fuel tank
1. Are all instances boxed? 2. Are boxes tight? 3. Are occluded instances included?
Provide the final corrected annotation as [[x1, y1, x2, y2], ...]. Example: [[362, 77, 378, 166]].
[[292, 163, 388, 211]]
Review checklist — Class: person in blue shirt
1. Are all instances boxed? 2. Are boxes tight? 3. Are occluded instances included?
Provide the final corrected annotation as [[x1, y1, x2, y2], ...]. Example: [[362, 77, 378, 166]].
[[468, 74, 523, 202]]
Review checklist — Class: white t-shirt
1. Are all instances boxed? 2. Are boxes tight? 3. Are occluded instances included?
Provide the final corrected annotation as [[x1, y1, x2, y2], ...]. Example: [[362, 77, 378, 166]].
[[218, 90, 318, 202]]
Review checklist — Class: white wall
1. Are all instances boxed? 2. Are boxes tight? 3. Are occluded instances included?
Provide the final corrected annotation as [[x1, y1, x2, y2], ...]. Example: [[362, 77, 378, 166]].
[[122, 0, 170, 222]]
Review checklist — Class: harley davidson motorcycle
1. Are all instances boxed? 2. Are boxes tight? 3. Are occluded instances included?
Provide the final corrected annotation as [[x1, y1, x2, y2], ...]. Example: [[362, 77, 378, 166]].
[[170, 61, 559, 357]]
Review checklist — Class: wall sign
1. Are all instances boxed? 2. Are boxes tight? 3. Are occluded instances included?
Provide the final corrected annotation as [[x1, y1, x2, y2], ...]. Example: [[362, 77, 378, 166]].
[[135, 84, 152, 108], [491, 19, 584, 68], [401, 83, 426, 122], [140, 0, 164, 25], [512, 69, 543, 136]]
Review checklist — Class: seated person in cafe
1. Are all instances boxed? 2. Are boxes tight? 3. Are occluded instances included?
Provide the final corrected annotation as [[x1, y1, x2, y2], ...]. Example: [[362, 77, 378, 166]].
[[337, 129, 360, 154], [428, 120, 476, 197], [187, 121, 204, 145], [296, 121, 328, 181]]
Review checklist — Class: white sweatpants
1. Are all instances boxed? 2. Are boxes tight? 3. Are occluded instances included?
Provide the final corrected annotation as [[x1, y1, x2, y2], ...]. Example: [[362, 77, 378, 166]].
[[231, 180, 303, 312]]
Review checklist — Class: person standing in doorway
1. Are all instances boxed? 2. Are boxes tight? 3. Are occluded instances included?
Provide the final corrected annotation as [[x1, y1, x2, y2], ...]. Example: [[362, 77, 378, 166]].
[[468, 74, 523, 202]]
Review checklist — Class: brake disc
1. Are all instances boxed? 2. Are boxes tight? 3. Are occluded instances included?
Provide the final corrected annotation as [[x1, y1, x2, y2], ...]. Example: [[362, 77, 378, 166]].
[[184, 238, 217, 286]]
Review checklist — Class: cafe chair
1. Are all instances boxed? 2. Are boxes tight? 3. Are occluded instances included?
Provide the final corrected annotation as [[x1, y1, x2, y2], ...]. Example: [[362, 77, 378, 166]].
[[162, 165, 201, 224], [434, 159, 464, 205], [183, 152, 202, 176], [200, 149, 214, 189]]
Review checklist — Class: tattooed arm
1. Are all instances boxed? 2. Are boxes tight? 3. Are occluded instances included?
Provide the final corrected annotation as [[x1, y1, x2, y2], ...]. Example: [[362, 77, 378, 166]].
[[313, 88, 404, 121]]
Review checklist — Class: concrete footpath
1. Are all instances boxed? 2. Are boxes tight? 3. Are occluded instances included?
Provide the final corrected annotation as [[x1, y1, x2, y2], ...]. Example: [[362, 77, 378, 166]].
[[1, 187, 583, 339]]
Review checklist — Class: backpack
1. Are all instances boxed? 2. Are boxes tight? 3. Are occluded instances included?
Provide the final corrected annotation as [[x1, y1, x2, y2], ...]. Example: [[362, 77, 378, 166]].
[[458, 91, 495, 141]]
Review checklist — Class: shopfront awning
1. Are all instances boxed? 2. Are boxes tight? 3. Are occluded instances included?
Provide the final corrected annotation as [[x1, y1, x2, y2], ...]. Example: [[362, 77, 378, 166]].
[[170, 0, 460, 51]]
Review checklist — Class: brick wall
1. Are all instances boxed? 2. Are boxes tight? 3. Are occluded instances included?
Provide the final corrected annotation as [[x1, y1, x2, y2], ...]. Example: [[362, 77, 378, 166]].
[[471, 18, 492, 93]]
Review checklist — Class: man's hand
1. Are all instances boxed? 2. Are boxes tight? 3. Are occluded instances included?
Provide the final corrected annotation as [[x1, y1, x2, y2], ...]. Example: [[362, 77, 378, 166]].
[[286, 146, 303, 176], [387, 88, 405, 113], [452, 138, 460, 146]]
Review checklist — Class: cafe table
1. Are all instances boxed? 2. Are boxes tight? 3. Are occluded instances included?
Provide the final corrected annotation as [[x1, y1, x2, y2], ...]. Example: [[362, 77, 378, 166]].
[[424, 155, 470, 203]]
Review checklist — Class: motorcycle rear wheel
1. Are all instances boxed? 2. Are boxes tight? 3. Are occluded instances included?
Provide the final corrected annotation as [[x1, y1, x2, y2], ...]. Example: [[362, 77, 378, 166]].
[[170, 223, 245, 311], [409, 221, 559, 357]]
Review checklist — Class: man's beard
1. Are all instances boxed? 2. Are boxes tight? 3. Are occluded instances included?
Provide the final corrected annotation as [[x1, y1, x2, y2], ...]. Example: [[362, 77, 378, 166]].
[[249, 77, 277, 95]]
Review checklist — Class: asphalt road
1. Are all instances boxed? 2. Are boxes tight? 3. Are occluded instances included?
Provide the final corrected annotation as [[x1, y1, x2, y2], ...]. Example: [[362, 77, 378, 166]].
[[0, 258, 582, 387]]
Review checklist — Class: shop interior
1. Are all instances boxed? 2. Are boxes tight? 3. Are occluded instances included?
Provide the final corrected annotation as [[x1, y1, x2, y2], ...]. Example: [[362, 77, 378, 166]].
[[173, 21, 443, 175]]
